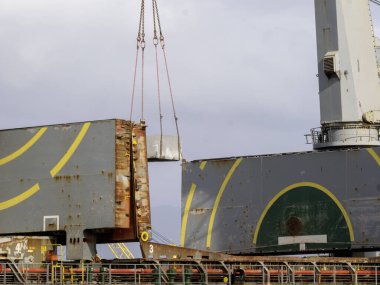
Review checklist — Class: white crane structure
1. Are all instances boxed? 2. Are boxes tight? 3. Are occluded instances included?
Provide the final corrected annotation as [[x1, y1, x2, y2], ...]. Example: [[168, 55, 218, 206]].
[[310, 0, 380, 149]]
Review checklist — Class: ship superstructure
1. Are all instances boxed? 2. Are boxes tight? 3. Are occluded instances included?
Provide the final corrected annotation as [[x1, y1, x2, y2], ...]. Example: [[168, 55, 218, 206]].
[[182, 0, 380, 257], [3, 0, 380, 284]]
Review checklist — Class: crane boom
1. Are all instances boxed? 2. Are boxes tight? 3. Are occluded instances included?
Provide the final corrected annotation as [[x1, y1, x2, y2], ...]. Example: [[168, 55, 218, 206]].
[[311, 0, 380, 149]]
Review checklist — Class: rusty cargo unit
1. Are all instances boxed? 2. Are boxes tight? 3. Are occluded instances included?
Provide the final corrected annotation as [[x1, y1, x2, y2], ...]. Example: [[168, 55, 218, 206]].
[[181, 147, 380, 255], [0, 119, 151, 260]]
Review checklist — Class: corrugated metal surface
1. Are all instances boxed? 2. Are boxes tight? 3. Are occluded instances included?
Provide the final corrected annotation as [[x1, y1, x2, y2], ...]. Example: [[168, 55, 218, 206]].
[[181, 147, 380, 254]]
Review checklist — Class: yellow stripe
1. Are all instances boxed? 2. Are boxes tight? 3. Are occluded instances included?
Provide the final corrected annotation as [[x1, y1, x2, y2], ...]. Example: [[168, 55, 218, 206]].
[[181, 183, 197, 247], [0, 184, 40, 211], [0, 127, 47, 166], [206, 158, 242, 249], [50, 123, 91, 177], [367, 148, 380, 167], [252, 182, 355, 244], [181, 162, 207, 246]]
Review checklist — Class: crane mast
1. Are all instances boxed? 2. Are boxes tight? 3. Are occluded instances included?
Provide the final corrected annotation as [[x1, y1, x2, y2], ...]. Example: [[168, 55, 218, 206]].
[[312, 0, 380, 149]]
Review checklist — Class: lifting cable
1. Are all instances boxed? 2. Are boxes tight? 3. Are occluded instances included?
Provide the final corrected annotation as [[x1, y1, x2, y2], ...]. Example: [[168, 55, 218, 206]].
[[371, 0, 380, 6], [129, 0, 182, 159], [152, 0, 182, 158], [129, 0, 146, 121], [152, 0, 164, 156], [151, 229, 175, 245]]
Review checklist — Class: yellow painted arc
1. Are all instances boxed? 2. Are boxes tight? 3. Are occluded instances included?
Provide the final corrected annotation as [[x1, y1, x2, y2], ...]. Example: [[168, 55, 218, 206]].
[[50, 123, 91, 177], [0, 184, 40, 211], [181, 161, 207, 246], [0, 127, 47, 166], [367, 148, 380, 167], [252, 182, 355, 244], [206, 158, 243, 249], [181, 183, 197, 247]]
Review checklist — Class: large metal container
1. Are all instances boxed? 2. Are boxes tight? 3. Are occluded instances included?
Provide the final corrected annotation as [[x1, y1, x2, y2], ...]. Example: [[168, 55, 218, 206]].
[[0, 119, 151, 260], [181, 147, 380, 255]]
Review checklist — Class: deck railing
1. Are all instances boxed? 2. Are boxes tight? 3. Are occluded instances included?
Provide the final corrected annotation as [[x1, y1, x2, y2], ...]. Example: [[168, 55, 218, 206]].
[[1, 259, 380, 284]]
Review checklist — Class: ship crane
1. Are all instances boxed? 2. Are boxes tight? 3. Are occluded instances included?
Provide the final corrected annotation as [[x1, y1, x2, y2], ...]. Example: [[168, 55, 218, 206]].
[[309, 0, 380, 149], [5, 0, 380, 283], [180, 0, 380, 258]]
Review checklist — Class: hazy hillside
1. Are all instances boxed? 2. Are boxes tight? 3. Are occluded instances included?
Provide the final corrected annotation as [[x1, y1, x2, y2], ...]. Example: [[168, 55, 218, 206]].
[[98, 205, 181, 259], [151, 205, 181, 244]]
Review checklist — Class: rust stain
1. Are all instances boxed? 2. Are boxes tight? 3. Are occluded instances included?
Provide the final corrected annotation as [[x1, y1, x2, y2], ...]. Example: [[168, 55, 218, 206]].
[[53, 175, 80, 182], [132, 123, 151, 236], [110, 120, 152, 241], [191, 208, 211, 214], [115, 120, 132, 229], [286, 216, 303, 236]]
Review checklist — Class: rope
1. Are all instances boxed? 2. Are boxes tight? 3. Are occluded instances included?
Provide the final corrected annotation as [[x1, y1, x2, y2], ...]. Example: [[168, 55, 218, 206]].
[[153, 0, 163, 37], [130, 0, 182, 160], [153, 0, 164, 156], [138, 0, 145, 37], [140, 0, 146, 121], [129, 48, 140, 122], [152, 0, 158, 37], [151, 229, 175, 245], [141, 41, 145, 120], [129, 0, 146, 121], [154, 45, 164, 157], [153, 0, 182, 158], [162, 45, 182, 158]]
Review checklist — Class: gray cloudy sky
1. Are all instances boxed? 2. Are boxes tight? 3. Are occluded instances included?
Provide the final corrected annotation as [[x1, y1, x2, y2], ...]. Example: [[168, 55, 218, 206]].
[[1, 1, 380, 245]]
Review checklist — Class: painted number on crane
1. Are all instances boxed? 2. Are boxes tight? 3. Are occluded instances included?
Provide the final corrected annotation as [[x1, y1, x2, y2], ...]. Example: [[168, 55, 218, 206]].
[[149, 244, 154, 254]]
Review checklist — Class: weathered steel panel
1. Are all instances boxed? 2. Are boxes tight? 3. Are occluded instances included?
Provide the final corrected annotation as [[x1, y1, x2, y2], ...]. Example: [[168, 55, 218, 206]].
[[181, 147, 380, 254], [0, 237, 53, 263], [132, 126, 151, 235], [147, 135, 181, 161], [0, 119, 151, 260], [114, 120, 134, 230]]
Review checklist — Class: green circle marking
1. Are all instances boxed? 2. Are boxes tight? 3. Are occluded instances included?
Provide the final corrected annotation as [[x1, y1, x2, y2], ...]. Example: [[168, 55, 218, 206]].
[[255, 183, 352, 251]]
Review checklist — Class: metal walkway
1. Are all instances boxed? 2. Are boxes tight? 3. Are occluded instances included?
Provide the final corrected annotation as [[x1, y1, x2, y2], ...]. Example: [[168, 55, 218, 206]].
[[1, 258, 380, 284]]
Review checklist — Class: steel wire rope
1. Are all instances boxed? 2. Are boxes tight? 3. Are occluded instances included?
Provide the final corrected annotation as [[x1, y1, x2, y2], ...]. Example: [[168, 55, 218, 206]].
[[151, 235, 167, 244], [130, 0, 182, 159], [153, 0, 183, 159], [152, 0, 164, 157], [129, 48, 140, 122], [152, 230, 171, 244], [140, 0, 146, 120], [371, 0, 380, 5], [129, 0, 146, 121], [151, 229, 175, 245], [152, 229, 172, 243]]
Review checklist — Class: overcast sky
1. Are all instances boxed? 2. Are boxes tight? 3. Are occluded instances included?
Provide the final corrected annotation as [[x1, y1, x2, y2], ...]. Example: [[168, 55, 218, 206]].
[[1, 1, 380, 246]]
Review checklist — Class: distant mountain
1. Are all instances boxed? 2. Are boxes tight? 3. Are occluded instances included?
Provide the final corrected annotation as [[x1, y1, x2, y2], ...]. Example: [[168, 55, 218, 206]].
[[151, 205, 181, 245], [97, 204, 181, 259]]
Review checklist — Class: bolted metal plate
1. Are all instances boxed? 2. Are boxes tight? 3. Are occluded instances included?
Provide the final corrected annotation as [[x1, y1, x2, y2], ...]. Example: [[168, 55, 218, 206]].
[[0, 119, 151, 260], [181, 147, 380, 255]]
